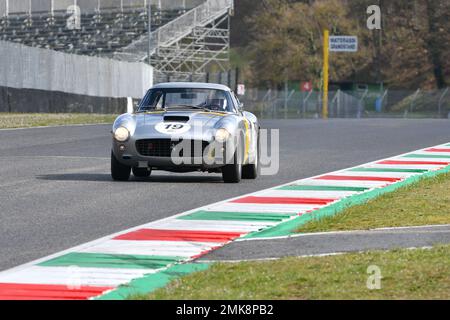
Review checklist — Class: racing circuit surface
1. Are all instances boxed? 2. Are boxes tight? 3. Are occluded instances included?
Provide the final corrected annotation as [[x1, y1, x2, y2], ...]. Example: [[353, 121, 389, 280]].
[[1, 119, 450, 271]]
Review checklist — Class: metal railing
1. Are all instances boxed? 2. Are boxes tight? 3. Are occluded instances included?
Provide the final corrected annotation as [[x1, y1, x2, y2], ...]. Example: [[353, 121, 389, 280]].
[[0, 0, 204, 16], [114, 0, 233, 62]]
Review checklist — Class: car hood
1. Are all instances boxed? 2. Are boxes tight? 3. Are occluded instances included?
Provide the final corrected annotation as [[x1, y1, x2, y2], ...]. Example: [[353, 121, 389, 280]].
[[142, 111, 225, 128], [114, 110, 229, 141]]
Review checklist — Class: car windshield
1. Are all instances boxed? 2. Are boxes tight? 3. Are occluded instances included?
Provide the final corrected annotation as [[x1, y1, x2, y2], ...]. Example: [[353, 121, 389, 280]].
[[138, 88, 232, 113]]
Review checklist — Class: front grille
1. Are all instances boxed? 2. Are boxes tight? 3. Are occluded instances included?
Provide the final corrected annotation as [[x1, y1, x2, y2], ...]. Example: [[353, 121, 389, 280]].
[[136, 139, 210, 158]]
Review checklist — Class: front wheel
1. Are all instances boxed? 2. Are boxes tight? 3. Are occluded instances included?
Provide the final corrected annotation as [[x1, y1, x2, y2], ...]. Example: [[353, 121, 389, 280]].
[[222, 142, 243, 184], [242, 133, 260, 180], [111, 151, 131, 181]]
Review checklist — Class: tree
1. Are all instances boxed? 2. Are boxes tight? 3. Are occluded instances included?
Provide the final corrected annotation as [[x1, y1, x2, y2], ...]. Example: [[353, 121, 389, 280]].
[[239, 0, 450, 89]]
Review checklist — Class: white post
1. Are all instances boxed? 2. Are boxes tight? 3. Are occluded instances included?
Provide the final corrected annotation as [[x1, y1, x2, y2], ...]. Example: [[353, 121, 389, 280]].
[[127, 97, 134, 114], [29, 0, 32, 15], [5, 0, 8, 16], [51, 0, 54, 16]]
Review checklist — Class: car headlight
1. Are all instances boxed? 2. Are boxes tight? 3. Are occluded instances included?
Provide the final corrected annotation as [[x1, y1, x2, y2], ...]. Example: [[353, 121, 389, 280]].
[[215, 128, 230, 143], [114, 127, 130, 142]]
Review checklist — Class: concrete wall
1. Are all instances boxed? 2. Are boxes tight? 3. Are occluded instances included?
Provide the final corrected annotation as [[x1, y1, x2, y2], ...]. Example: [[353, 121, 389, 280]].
[[0, 40, 153, 99], [0, 86, 128, 113]]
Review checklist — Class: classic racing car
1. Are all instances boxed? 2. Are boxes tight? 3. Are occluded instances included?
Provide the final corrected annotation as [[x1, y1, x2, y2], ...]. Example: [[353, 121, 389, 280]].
[[111, 82, 260, 183]]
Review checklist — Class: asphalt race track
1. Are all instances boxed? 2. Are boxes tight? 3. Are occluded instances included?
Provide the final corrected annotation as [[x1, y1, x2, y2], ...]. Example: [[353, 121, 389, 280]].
[[200, 225, 450, 262], [1, 119, 450, 270]]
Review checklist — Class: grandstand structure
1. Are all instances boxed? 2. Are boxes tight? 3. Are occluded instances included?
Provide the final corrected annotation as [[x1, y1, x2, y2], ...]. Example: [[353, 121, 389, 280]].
[[0, 0, 234, 83]]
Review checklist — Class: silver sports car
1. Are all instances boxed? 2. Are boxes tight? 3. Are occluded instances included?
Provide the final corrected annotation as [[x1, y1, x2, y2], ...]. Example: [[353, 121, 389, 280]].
[[111, 82, 260, 183]]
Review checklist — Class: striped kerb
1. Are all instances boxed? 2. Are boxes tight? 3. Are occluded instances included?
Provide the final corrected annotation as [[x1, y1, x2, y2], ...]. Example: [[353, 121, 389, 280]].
[[113, 229, 243, 243], [0, 283, 112, 300], [277, 185, 369, 192], [38, 252, 182, 270], [315, 175, 401, 182], [231, 196, 336, 205], [377, 160, 450, 165], [402, 154, 450, 159], [348, 167, 428, 173], [178, 210, 296, 222]]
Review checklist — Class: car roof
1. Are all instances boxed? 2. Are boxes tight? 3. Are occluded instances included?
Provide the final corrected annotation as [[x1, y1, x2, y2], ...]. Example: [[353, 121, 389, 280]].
[[151, 82, 232, 92]]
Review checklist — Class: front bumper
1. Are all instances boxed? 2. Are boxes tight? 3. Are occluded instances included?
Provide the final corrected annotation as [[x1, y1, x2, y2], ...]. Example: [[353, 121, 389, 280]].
[[112, 138, 227, 169]]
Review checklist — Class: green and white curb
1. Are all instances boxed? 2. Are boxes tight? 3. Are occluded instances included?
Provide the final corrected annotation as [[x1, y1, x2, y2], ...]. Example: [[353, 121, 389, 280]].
[[0, 143, 449, 299]]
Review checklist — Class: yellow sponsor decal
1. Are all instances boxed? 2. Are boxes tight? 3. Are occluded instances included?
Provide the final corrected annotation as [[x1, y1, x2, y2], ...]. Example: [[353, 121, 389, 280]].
[[200, 112, 227, 117], [244, 119, 250, 163]]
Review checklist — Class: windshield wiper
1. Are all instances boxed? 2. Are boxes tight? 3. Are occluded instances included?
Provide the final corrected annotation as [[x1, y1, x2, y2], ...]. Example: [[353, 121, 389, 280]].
[[169, 105, 211, 112], [136, 107, 167, 113]]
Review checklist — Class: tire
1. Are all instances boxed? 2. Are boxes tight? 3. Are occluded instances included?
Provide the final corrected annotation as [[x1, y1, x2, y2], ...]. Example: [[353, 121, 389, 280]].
[[132, 167, 151, 178], [111, 151, 131, 181], [222, 139, 243, 184], [242, 131, 260, 180]]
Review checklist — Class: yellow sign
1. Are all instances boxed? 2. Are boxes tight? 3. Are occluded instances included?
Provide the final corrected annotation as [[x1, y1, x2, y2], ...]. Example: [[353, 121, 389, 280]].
[[322, 29, 329, 119]]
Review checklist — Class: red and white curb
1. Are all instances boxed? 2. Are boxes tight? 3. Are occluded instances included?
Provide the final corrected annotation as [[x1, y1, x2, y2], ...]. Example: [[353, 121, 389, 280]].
[[0, 143, 449, 299]]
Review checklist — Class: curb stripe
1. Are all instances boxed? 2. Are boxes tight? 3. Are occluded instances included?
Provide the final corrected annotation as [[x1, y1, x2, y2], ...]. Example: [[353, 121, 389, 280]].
[[113, 229, 243, 243], [178, 210, 295, 222], [147, 220, 269, 232], [377, 160, 450, 166], [0, 283, 112, 300], [349, 168, 427, 173], [424, 148, 450, 153], [208, 202, 319, 213], [231, 196, 336, 205], [81, 240, 219, 257], [0, 266, 152, 287], [277, 185, 369, 192], [39, 253, 182, 270], [258, 190, 359, 199], [315, 175, 401, 182], [293, 179, 391, 187], [403, 154, 450, 159]]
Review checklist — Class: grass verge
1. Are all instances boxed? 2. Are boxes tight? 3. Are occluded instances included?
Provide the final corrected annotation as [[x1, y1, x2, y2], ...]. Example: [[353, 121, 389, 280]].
[[144, 246, 450, 300], [297, 172, 450, 233], [0, 113, 117, 129]]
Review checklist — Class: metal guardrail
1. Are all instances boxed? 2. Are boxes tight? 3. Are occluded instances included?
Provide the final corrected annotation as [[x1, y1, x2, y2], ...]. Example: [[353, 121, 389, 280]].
[[114, 0, 233, 62]]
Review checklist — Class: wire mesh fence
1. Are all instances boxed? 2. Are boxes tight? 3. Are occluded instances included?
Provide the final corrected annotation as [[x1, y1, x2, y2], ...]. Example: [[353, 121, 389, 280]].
[[236, 88, 450, 119]]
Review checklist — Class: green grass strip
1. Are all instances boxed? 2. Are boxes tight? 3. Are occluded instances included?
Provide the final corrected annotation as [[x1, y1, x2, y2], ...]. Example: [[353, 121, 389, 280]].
[[178, 210, 295, 222], [402, 154, 450, 159], [277, 185, 368, 192], [348, 167, 427, 173], [38, 252, 183, 270], [96, 263, 210, 300], [244, 165, 450, 239]]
